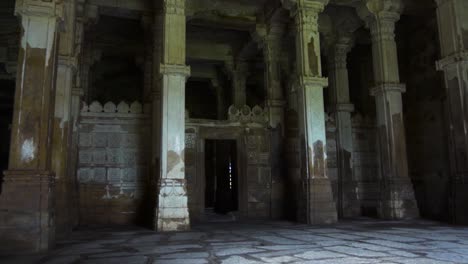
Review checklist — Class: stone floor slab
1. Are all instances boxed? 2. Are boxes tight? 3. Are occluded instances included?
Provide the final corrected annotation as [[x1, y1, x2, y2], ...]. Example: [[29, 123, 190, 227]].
[[1, 219, 467, 264]]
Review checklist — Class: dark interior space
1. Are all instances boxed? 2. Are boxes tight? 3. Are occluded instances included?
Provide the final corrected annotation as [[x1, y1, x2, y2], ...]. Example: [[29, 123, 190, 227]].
[[186, 79, 218, 119], [205, 139, 238, 215], [0, 79, 14, 195]]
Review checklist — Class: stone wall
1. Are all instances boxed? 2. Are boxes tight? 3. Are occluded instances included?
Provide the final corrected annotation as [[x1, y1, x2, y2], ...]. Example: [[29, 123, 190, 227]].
[[77, 101, 152, 225]]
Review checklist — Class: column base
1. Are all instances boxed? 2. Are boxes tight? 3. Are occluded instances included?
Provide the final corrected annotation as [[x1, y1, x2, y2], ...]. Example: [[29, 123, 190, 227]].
[[155, 179, 190, 232], [308, 178, 338, 224], [0, 170, 55, 253], [379, 179, 420, 220], [342, 180, 361, 218], [453, 182, 468, 225]]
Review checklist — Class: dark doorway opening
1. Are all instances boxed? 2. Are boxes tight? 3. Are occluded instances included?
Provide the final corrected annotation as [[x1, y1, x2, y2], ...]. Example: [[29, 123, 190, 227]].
[[205, 140, 238, 216], [0, 79, 15, 195]]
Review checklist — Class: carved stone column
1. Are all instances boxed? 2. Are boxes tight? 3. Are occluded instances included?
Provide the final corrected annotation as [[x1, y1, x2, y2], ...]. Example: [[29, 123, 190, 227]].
[[53, 54, 77, 237], [211, 79, 225, 120], [155, 0, 191, 232], [287, 0, 338, 224], [262, 23, 286, 130], [359, 0, 419, 219], [52, 0, 80, 237], [0, 0, 63, 253], [435, 0, 468, 224], [328, 36, 360, 218], [227, 61, 248, 107]]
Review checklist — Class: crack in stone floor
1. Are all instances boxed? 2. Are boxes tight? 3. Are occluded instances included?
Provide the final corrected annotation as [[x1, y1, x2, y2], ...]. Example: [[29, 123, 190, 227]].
[[2, 219, 468, 264]]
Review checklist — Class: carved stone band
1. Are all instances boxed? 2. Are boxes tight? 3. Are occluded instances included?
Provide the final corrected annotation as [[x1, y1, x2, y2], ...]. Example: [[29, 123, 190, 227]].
[[160, 64, 191, 77], [370, 83, 406, 96], [436, 51, 468, 71]]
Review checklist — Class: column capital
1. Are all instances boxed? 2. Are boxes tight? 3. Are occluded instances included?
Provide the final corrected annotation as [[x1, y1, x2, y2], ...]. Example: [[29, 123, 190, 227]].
[[357, 0, 402, 38], [58, 55, 78, 70], [436, 51, 468, 71], [370, 83, 406, 96], [298, 76, 329, 88], [162, 0, 186, 15], [333, 103, 355, 113], [72, 88, 84, 97], [329, 36, 354, 70], [160, 64, 191, 78], [15, 0, 64, 19], [435, 0, 452, 7], [266, 99, 287, 108]]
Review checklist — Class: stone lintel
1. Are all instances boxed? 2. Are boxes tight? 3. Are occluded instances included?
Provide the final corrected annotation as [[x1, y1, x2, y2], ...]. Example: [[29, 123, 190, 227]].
[[370, 83, 406, 96], [436, 51, 468, 71]]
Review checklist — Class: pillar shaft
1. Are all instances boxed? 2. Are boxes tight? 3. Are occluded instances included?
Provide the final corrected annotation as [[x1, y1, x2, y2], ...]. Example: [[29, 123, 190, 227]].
[[263, 26, 286, 129], [155, 0, 191, 232], [212, 80, 225, 120], [292, 0, 337, 224], [232, 62, 248, 107], [0, 0, 62, 253], [362, 0, 419, 219], [52, 0, 79, 237], [328, 36, 360, 217], [435, 0, 468, 224]]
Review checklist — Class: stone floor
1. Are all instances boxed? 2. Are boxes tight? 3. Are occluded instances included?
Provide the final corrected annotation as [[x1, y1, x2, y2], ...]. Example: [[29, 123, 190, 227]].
[[2, 218, 468, 264]]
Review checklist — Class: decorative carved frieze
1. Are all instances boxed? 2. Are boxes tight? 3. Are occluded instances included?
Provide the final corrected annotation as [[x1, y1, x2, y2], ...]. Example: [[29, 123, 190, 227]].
[[81, 101, 146, 115], [228, 105, 268, 124]]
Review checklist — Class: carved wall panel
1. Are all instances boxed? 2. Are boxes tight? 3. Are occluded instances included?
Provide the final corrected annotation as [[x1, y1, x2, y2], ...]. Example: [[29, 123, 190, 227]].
[[77, 101, 151, 225]]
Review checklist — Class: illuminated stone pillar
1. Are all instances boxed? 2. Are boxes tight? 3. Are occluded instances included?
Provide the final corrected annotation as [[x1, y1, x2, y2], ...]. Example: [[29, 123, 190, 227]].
[[0, 0, 63, 253], [358, 0, 419, 219], [435, 0, 468, 224], [286, 0, 337, 224], [155, 0, 191, 232]]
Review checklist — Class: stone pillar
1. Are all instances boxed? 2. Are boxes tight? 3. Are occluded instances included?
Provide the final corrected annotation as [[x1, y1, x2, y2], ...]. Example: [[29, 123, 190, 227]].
[[435, 0, 468, 224], [52, 0, 79, 237], [229, 61, 248, 107], [155, 0, 191, 232], [328, 36, 360, 218], [212, 79, 225, 120], [0, 0, 62, 253], [263, 23, 286, 130], [290, 0, 338, 224], [142, 15, 154, 103], [53, 54, 76, 237], [359, 0, 419, 219]]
